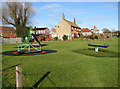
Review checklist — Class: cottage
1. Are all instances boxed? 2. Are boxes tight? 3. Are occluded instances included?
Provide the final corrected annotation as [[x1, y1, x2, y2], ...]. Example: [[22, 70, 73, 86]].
[[56, 14, 81, 40], [81, 28, 91, 36], [0, 26, 17, 38]]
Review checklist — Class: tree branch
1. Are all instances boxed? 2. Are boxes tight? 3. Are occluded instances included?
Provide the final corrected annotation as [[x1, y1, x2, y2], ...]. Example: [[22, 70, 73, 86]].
[[2, 16, 15, 26]]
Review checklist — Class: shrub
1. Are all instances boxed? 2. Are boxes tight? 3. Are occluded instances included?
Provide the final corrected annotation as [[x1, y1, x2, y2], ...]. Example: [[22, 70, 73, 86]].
[[74, 34, 78, 38], [62, 35, 68, 41], [95, 36, 98, 39], [107, 36, 110, 38], [84, 35, 91, 39], [54, 37, 58, 41], [90, 35, 95, 40]]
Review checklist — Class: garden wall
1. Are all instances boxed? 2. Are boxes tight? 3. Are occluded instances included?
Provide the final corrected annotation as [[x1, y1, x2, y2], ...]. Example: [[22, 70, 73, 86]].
[[0, 37, 22, 44]]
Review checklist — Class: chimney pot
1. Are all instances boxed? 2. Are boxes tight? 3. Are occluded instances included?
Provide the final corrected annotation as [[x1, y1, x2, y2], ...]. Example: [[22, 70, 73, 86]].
[[74, 18, 76, 24], [62, 13, 65, 20]]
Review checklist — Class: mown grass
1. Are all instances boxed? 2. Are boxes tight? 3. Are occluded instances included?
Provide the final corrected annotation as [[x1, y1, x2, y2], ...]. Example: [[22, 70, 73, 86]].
[[1, 38, 119, 88], [73, 48, 119, 58]]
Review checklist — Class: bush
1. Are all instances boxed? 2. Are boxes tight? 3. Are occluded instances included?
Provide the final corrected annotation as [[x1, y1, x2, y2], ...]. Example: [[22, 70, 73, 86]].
[[90, 35, 95, 40], [95, 36, 98, 39], [54, 37, 58, 41], [74, 34, 78, 38], [107, 36, 110, 38], [62, 35, 68, 41], [84, 35, 91, 39]]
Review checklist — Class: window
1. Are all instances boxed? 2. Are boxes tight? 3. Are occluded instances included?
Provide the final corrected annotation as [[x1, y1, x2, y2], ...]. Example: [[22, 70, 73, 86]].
[[67, 34, 69, 39], [58, 34, 61, 38], [40, 31, 42, 34], [10, 31, 12, 34], [67, 34, 68, 37], [58, 26, 59, 28], [39, 30, 42, 34], [72, 34, 74, 37]]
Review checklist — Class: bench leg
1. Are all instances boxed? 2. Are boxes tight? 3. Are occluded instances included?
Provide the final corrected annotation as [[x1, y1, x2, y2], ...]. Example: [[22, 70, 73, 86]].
[[95, 47, 98, 52]]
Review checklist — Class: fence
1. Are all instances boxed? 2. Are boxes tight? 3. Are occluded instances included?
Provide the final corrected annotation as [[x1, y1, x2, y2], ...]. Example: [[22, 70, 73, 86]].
[[0, 37, 22, 44], [1, 65, 35, 89]]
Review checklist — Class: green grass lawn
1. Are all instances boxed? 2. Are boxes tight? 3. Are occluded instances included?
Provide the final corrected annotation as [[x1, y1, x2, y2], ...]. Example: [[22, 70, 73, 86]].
[[1, 38, 119, 88]]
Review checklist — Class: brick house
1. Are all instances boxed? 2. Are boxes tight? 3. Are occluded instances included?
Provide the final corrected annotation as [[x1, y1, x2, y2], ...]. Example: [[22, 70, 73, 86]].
[[56, 14, 81, 40], [81, 28, 92, 36], [33, 27, 50, 41], [0, 26, 17, 38]]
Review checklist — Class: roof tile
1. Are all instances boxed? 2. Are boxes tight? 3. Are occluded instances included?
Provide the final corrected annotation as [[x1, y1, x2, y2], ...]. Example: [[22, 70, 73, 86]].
[[64, 19, 81, 28], [81, 28, 91, 32]]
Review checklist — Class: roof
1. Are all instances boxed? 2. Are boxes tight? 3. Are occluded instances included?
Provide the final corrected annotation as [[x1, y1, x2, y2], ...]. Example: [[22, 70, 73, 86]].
[[81, 28, 91, 32], [64, 19, 81, 29], [3, 34, 17, 38], [33, 27, 48, 30], [0, 26, 15, 31], [0, 26, 17, 38], [51, 28, 56, 32]]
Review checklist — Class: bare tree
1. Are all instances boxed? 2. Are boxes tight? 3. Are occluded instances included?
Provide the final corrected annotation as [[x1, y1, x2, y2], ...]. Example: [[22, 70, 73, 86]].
[[2, 2, 35, 38]]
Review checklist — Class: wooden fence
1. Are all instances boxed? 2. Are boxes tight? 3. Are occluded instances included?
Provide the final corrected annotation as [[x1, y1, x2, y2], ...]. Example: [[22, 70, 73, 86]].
[[0, 37, 22, 44]]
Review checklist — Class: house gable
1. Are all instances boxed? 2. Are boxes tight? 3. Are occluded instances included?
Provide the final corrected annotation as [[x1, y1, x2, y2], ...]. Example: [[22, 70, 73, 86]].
[[81, 28, 91, 36], [56, 19, 71, 39], [0, 26, 17, 38]]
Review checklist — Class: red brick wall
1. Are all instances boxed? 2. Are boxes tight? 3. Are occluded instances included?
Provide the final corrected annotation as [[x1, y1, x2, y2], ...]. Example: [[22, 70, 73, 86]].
[[0, 26, 16, 38]]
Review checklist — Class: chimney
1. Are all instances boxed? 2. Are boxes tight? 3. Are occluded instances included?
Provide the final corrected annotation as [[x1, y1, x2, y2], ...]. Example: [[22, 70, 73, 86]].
[[62, 13, 65, 20], [94, 26, 96, 28], [74, 18, 76, 24]]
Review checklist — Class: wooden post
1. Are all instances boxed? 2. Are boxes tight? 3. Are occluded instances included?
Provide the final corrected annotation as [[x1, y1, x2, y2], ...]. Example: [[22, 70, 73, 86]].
[[16, 65, 22, 89]]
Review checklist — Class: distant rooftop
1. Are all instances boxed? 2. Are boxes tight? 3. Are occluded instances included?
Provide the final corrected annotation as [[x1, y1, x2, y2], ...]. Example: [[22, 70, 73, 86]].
[[33, 27, 48, 30], [81, 28, 91, 32]]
